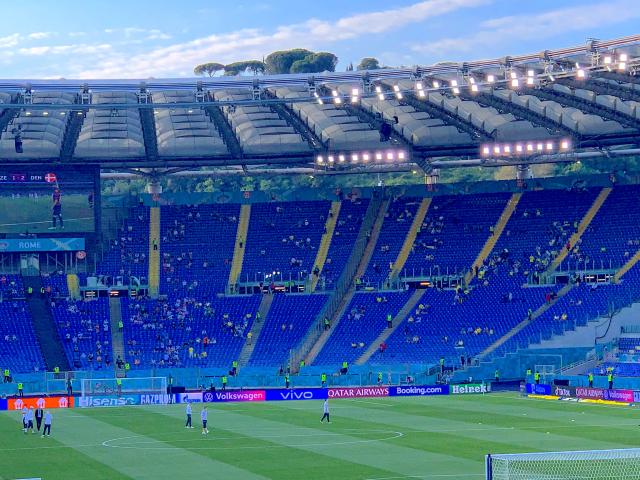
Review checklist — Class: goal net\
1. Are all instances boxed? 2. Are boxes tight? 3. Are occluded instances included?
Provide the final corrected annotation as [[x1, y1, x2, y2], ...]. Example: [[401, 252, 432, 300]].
[[80, 376, 167, 397], [486, 448, 640, 479]]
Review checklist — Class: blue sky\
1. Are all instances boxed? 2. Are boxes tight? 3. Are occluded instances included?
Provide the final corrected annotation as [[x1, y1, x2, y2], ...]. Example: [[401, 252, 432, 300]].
[[0, 0, 639, 79]]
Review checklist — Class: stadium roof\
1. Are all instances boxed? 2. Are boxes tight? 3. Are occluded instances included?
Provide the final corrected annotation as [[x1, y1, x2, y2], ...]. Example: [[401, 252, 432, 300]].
[[1, 34, 640, 174]]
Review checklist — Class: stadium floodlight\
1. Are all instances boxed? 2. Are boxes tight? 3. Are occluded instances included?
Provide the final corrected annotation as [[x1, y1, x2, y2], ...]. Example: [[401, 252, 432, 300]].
[[351, 153, 359, 162], [362, 153, 370, 161], [398, 151, 406, 160], [416, 81, 426, 98], [351, 88, 359, 103], [468, 77, 479, 93], [450, 79, 460, 95], [432, 80, 440, 89], [338, 154, 346, 163], [25, 111, 31, 116], [328, 155, 335, 164], [486, 74, 495, 83], [615, 53, 629, 71], [316, 155, 324, 164], [375, 152, 383, 160], [393, 84, 403, 100], [481, 139, 572, 158], [525, 70, 536, 86], [386, 152, 394, 160]]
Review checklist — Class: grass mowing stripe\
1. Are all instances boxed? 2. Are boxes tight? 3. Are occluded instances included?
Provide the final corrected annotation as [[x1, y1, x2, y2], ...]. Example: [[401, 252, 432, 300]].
[[0, 412, 131, 480], [2, 393, 640, 479], [79, 404, 397, 480]]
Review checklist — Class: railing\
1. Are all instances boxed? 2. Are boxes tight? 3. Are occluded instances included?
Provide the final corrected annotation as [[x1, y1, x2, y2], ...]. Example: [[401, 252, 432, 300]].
[[288, 191, 384, 369]]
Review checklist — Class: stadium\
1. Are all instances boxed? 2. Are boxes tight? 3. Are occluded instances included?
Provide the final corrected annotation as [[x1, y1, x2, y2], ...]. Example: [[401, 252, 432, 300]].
[[3, 31, 640, 479]]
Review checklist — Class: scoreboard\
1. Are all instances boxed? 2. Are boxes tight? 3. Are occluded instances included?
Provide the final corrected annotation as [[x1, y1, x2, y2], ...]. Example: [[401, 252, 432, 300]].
[[0, 172, 60, 184], [0, 166, 99, 234]]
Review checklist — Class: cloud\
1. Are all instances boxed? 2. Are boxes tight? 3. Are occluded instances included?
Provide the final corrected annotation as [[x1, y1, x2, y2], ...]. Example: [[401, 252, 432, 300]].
[[27, 32, 53, 40], [0, 33, 20, 49], [73, 0, 491, 78], [411, 0, 640, 57]]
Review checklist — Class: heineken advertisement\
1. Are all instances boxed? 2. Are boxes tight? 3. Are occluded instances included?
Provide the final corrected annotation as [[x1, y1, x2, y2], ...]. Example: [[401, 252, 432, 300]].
[[451, 383, 491, 395]]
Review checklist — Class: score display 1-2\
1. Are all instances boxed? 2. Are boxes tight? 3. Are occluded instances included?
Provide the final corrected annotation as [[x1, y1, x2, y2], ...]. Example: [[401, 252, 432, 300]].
[[0, 172, 61, 184]]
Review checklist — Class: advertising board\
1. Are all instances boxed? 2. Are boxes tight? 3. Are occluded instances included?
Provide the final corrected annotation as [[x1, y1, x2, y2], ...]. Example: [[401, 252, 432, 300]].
[[139, 394, 174, 405], [575, 387, 605, 400], [390, 385, 450, 396], [176, 392, 203, 403], [328, 387, 389, 399], [552, 385, 576, 398], [525, 383, 552, 395], [265, 388, 328, 401], [202, 390, 266, 403], [603, 389, 634, 403], [7, 396, 74, 410], [78, 395, 140, 408], [451, 383, 491, 395]]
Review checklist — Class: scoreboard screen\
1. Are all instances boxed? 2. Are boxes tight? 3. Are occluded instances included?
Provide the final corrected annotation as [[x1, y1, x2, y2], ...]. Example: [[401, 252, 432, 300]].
[[0, 166, 98, 234]]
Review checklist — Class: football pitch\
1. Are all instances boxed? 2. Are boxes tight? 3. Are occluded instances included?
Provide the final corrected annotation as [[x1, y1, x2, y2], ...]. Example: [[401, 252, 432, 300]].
[[1, 392, 640, 480]]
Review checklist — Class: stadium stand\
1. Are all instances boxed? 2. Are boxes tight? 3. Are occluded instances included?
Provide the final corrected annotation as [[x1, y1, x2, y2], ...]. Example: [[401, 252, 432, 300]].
[[22, 275, 70, 372], [302, 196, 388, 366]]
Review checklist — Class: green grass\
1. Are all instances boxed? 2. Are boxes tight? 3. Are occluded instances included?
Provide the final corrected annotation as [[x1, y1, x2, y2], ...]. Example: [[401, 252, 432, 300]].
[[1, 392, 639, 480]]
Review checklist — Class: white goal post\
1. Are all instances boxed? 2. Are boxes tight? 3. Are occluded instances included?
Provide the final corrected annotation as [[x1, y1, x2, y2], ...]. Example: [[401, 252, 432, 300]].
[[486, 448, 640, 479], [80, 376, 167, 397]]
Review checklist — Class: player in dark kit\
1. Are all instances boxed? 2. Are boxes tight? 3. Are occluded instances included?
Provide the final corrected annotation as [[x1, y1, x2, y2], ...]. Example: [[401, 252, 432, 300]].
[[51, 188, 63, 229]]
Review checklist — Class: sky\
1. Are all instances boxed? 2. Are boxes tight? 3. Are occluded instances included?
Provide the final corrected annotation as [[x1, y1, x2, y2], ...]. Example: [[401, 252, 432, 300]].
[[0, 0, 639, 79]]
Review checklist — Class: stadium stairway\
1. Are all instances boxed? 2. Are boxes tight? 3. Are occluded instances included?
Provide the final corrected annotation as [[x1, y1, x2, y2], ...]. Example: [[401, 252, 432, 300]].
[[238, 294, 275, 368], [304, 198, 390, 366], [476, 283, 575, 362], [387, 198, 432, 283], [148, 207, 161, 298], [109, 297, 125, 372], [66, 273, 81, 300], [478, 246, 640, 363], [228, 204, 251, 290], [23, 275, 70, 372], [544, 187, 612, 275], [310, 201, 342, 292], [464, 193, 521, 285], [355, 288, 426, 365], [614, 249, 640, 282]]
